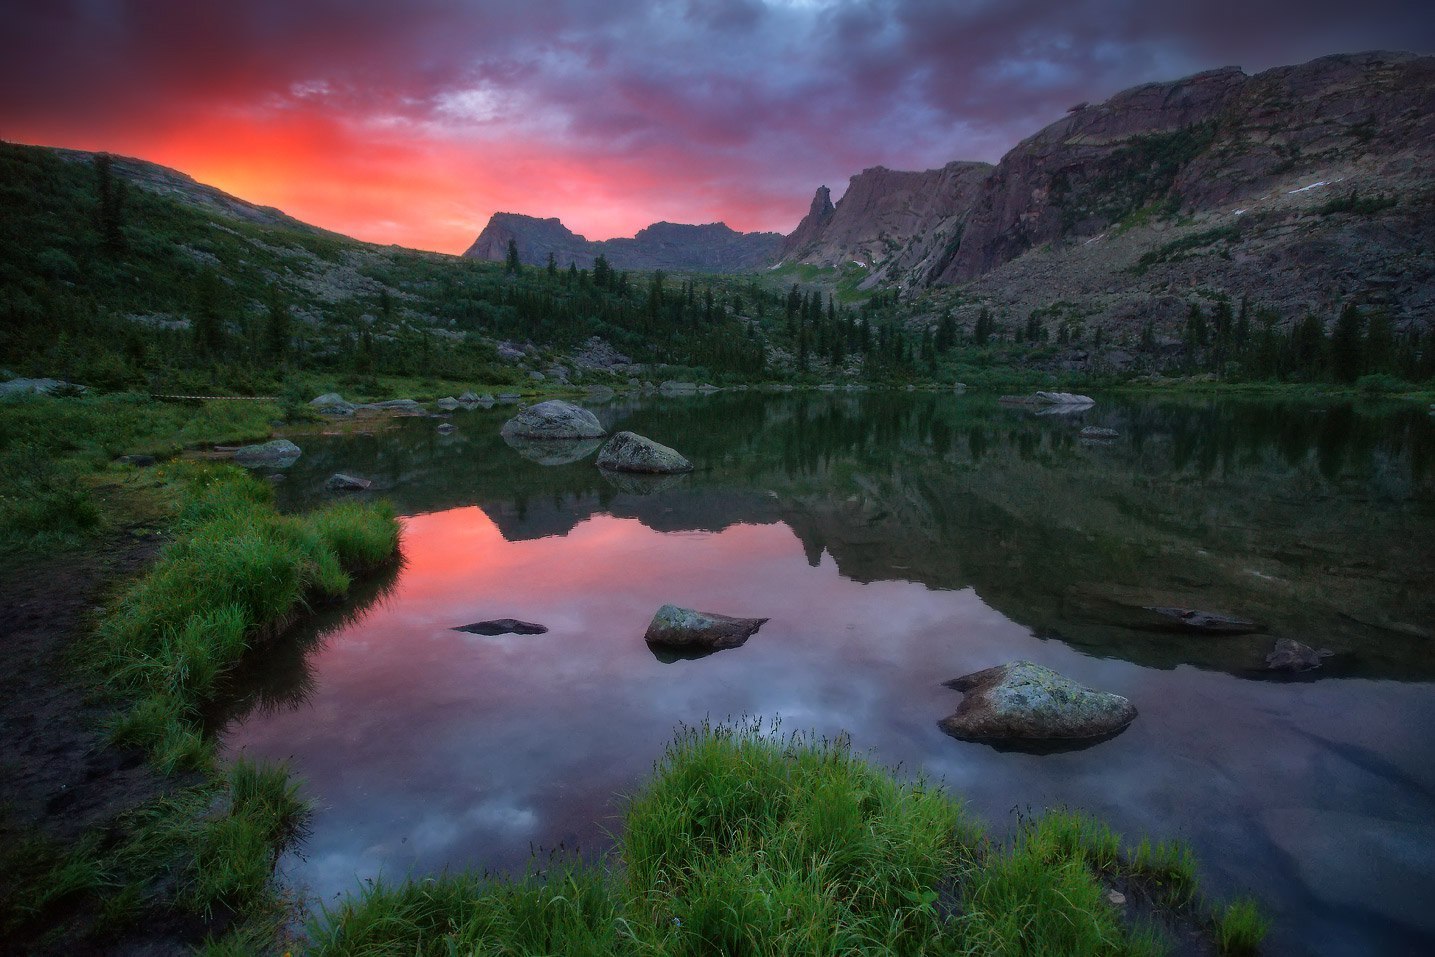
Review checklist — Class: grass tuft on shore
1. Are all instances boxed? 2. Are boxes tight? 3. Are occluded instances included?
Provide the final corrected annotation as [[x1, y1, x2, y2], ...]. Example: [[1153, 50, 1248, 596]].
[[307, 722, 1264, 957], [96, 463, 400, 769]]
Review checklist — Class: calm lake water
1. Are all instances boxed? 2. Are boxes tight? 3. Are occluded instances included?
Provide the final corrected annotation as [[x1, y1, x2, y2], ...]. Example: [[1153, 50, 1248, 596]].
[[220, 392, 1435, 955]]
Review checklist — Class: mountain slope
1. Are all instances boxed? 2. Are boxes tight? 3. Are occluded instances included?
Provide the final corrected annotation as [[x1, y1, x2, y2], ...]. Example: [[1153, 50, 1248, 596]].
[[464, 213, 782, 273], [782, 51, 1435, 329]]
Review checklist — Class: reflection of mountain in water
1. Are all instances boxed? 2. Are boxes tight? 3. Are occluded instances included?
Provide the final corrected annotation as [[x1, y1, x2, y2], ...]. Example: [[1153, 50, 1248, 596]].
[[276, 394, 1435, 680]]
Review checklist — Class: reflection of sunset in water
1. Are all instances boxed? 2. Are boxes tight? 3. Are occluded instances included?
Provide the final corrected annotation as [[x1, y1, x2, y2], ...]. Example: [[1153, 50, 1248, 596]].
[[222, 396, 1435, 954]]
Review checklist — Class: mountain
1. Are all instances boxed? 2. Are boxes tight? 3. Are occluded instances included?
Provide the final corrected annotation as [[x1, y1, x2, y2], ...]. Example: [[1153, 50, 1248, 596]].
[[779, 161, 991, 288], [464, 213, 782, 273], [783, 51, 1435, 328]]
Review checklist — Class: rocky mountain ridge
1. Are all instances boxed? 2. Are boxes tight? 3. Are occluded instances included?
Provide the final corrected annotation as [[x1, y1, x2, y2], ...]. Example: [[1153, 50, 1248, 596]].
[[464, 212, 782, 273], [781, 50, 1435, 327]]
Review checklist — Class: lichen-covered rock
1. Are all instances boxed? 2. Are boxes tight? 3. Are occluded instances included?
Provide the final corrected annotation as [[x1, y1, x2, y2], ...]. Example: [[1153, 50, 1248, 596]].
[[940, 661, 1136, 742], [595, 431, 692, 474], [233, 439, 302, 468], [310, 392, 356, 415], [644, 604, 768, 651], [1265, 639, 1332, 673], [500, 400, 605, 440]]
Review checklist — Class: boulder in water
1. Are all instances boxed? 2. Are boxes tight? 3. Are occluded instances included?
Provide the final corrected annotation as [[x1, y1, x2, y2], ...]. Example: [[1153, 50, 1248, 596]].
[[1265, 638, 1332, 672], [644, 604, 768, 652], [435, 396, 461, 410], [595, 431, 692, 474], [500, 400, 605, 440], [233, 439, 302, 468], [1080, 426, 1119, 439], [455, 619, 548, 636], [1147, 607, 1261, 635], [325, 473, 371, 491], [940, 661, 1136, 743]]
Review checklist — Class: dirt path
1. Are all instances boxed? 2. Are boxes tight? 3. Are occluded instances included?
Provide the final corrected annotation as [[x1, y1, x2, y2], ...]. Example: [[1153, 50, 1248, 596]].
[[0, 529, 206, 955]]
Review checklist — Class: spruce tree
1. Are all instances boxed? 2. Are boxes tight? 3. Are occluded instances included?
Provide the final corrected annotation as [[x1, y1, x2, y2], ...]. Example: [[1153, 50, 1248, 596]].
[[1329, 303, 1364, 382]]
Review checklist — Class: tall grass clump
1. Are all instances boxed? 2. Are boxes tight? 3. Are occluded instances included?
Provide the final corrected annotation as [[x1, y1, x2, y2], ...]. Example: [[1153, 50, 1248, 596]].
[[1217, 897, 1269, 954], [98, 463, 400, 768]]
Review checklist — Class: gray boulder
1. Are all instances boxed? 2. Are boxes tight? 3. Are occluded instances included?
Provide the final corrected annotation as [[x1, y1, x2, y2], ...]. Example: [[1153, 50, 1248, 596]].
[[1080, 426, 1119, 439], [310, 392, 356, 415], [458, 391, 481, 403], [233, 439, 302, 468], [1265, 638, 1332, 673], [595, 431, 692, 474], [435, 396, 460, 410], [359, 398, 426, 414], [500, 400, 605, 440], [0, 377, 86, 397], [659, 380, 698, 393], [940, 661, 1136, 742], [644, 604, 768, 652], [436, 422, 456, 434], [325, 473, 371, 491]]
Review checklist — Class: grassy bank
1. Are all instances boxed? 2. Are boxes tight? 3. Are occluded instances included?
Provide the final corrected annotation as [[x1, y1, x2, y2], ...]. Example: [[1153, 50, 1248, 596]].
[[0, 432, 401, 951], [312, 722, 1266, 956]]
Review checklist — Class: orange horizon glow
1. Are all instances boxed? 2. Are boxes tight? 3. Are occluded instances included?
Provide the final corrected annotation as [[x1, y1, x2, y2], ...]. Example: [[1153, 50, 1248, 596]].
[[9, 112, 805, 255]]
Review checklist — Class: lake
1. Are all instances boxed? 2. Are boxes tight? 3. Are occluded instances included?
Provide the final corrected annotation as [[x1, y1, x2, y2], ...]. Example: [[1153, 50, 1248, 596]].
[[220, 392, 1435, 955]]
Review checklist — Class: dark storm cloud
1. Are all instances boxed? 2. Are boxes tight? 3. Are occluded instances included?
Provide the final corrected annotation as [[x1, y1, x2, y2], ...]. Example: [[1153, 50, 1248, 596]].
[[3, 0, 1432, 245]]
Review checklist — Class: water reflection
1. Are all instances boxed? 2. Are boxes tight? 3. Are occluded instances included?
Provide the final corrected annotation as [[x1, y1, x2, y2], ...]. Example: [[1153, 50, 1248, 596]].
[[223, 393, 1435, 955]]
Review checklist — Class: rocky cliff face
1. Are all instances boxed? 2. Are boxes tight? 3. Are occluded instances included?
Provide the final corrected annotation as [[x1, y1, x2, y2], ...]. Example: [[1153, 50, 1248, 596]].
[[779, 51, 1435, 326], [937, 51, 1434, 285], [779, 163, 992, 288], [464, 213, 782, 273]]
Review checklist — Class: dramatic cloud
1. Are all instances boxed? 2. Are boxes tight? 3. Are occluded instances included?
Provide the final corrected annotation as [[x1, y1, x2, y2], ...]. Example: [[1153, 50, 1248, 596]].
[[3, 1, 1431, 252]]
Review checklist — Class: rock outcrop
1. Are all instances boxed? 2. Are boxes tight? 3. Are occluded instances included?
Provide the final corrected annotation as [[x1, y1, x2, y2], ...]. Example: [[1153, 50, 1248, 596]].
[[1265, 639, 1332, 672], [310, 392, 356, 415], [940, 661, 1137, 742], [595, 431, 693, 474], [499, 400, 605, 440], [644, 604, 768, 652], [778, 162, 992, 288], [1147, 607, 1262, 635], [324, 473, 372, 491], [465, 214, 782, 273], [232, 439, 302, 468]]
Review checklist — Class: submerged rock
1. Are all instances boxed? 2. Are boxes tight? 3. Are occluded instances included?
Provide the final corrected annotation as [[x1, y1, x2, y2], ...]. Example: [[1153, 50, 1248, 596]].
[[1265, 638, 1332, 672], [455, 619, 548, 636], [500, 399, 605, 440], [310, 392, 356, 415], [940, 661, 1136, 742], [502, 434, 602, 465], [659, 380, 698, 393], [595, 431, 693, 474], [1147, 607, 1262, 635], [436, 422, 457, 434], [1080, 426, 1119, 439], [644, 604, 768, 652], [999, 391, 1095, 407], [232, 439, 302, 468], [0, 377, 87, 397], [325, 473, 372, 491]]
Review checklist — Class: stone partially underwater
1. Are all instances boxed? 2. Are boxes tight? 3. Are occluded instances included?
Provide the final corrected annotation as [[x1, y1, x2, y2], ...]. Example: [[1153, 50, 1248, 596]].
[[644, 604, 768, 655], [500, 400, 606, 440], [940, 661, 1136, 750], [595, 431, 693, 474]]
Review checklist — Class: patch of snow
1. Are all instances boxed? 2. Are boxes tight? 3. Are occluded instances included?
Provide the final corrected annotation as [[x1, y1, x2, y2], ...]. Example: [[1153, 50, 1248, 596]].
[[852, 260, 866, 267], [1083, 233, 1106, 246], [1288, 181, 1328, 194], [1233, 209, 1247, 216]]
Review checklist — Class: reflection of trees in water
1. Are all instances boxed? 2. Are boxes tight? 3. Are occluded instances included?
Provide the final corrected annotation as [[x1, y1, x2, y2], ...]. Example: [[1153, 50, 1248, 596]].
[[211, 558, 404, 731], [266, 395, 1433, 678]]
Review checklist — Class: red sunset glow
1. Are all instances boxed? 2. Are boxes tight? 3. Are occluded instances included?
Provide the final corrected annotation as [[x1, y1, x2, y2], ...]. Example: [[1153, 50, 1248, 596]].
[[5, 1, 1432, 253]]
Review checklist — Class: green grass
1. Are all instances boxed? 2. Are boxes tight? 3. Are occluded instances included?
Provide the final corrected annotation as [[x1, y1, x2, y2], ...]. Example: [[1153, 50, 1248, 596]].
[[1217, 897, 1270, 954], [97, 463, 398, 770], [308, 722, 1262, 957]]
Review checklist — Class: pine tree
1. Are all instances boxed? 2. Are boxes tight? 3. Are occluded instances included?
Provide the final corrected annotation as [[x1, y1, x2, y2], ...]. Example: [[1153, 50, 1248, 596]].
[[1363, 310, 1394, 374], [263, 285, 291, 364], [94, 154, 127, 253], [505, 239, 522, 275], [935, 309, 956, 354], [1329, 302, 1364, 382], [546, 252, 557, 277]]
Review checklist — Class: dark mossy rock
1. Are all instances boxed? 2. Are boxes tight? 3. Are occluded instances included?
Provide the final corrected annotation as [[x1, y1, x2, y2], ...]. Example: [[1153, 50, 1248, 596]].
[[325, 473, 371, 491], [1265, 638, 1332, 672], [232, 439, 302, 468], [455, 619, 548, 636], [1147, 607, 1261, 635], [643, 604, 767, 652]]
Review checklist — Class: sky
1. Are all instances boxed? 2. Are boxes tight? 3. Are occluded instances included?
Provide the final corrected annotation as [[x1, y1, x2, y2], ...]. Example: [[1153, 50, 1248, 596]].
[[3, 1, 1433, 254]]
